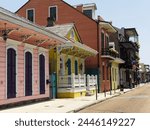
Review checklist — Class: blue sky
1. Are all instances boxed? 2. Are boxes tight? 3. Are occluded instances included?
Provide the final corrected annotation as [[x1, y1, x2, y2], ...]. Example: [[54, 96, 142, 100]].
[[0, 0, 149, 65]]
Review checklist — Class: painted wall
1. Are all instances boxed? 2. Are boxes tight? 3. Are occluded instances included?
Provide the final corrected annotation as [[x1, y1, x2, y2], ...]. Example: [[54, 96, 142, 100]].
[[17, 0, 98, 69], [111, 62, 119, 90], [49, 48, 85, 76], [0, 38, 49, 106], [100, 59, 110, 92]]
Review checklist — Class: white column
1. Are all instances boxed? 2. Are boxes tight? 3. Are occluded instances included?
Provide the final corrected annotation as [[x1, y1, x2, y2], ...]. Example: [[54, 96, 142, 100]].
[[78, 74, 81, 88], [87, 75, 90, 90], [71, 73, 75, 88]]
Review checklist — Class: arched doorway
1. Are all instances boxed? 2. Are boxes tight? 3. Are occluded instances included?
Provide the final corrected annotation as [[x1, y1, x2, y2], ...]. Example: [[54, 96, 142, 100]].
[[67, 59, 71, 75], [75, 60, 78, 75], [7, 48, 16, 98], [25, 51, 32, 96], [39, 54, 45, 94]]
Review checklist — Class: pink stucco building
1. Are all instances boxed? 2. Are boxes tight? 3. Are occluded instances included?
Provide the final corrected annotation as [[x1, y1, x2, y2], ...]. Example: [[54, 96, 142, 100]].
[[0, 7, 66, 106]]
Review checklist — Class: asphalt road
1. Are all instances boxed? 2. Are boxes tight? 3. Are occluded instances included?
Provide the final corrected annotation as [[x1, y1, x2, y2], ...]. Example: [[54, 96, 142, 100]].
[[78, 84, 150, 113]]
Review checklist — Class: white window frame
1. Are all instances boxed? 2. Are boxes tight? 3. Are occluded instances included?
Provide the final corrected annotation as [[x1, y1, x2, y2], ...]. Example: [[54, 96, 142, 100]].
[[26, 8, 35, 23], [48, 6, 58, 21]]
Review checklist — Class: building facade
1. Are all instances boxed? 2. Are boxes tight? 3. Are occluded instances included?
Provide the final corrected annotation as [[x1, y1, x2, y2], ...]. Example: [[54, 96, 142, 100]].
[[0, 7, 66, 106], [16, 0, 115, 92], [48, 23, 97, 98], [118, 28, 140, 88]]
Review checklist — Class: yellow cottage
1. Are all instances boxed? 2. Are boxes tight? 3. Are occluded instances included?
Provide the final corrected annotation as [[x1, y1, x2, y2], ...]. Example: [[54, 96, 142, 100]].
[[47, 23, 98, 98]]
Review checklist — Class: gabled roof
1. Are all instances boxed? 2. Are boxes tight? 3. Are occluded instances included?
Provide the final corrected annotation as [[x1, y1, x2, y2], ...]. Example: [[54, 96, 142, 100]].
[[47, 23, 74, 37], [47, 23, 97, 56], [47, 23, 82, 42], [16, 0, 98, 24]]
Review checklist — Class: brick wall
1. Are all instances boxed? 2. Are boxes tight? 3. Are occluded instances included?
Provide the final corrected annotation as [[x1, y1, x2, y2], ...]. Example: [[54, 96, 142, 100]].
[[17, 0, 99, 68]]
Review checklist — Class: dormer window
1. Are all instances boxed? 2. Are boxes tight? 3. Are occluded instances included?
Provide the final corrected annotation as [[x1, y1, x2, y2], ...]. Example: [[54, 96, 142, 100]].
[[26, 9, 35, 22], [83, 9, 92, 18]]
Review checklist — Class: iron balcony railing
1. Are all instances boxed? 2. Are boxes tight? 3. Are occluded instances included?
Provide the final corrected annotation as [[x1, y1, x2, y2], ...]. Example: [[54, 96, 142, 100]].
[[101, 48, 119, 58]]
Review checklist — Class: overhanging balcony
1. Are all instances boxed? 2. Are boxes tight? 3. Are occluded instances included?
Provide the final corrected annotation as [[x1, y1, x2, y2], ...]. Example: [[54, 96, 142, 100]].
[[101, 48, 119, 60]]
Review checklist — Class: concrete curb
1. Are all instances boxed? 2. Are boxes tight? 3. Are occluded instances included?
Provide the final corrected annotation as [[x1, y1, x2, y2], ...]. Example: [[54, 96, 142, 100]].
[[68, 85, 145, 113], [67, 93, 121, 113]]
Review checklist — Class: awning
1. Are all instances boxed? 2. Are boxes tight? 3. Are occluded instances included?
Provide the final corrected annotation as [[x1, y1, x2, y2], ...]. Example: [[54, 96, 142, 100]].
[[0, 7, 66, 48], [57, 40, 98, 58], [113, 58, 125, 64], [100, 21, 117, 33]]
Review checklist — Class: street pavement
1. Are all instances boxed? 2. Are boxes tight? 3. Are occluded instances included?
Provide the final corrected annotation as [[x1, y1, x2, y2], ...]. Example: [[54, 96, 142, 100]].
[[0, 84, 145, 113], [78, 83, 150, 113]]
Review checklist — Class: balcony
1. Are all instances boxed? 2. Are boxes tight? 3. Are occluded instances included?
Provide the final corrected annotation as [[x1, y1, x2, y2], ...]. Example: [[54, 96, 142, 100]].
[[101, 48, 119, 59]]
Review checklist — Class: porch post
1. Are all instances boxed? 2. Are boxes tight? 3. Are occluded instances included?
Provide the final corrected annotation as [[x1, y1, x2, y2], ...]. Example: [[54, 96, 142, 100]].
[[95, 75, 98, 85], [71, 73, 75, 88], [87, 75, 90, 90], [78, 74, 81, 88], [84, 74, 86, 87]]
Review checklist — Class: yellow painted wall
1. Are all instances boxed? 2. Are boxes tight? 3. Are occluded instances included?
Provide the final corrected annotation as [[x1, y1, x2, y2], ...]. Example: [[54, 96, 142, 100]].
[[67, 29, 80, 42], [49, 49, 57, 74], [111, 62, 119, 90]]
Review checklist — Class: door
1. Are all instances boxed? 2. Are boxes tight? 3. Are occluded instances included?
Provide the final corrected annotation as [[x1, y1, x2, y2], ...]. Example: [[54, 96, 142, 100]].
[[7, 48, 16, 98], [75, 60, 78, 75], [51, 73, 57, 98], [67, 59, 71, 84], [67, 59, 71, 75], [25, 52, 32, 96], [39, 54, 45, 94]]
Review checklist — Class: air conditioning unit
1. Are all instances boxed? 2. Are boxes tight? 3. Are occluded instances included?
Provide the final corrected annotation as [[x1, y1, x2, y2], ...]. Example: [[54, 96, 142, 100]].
[[109, 42, 115, 49]]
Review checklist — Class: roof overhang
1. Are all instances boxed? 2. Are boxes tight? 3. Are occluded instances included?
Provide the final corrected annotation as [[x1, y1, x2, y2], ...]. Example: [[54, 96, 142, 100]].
[[120, 41, 135, 49], [100, 21, 117, 33], [0, 7, 66, 48], [57, 40, 98, 58], [113, 58, 125, 64], [125, 28, 138, 36]]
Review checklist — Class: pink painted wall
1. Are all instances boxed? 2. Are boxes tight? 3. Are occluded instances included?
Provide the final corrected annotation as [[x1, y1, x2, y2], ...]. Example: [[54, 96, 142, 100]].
[[17, 44, 25, 97], [0, 39, 6, 100], [33, 48, 39, 95], [0, 39, 50, 106]]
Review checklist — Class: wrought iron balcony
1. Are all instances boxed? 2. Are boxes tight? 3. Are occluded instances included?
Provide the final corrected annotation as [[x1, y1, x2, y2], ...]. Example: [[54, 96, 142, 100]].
[[101, 48, 119, 59]]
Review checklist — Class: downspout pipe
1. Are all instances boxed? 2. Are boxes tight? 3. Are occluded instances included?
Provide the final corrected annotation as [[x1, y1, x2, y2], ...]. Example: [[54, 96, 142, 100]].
[[97, 19, 100, 93]]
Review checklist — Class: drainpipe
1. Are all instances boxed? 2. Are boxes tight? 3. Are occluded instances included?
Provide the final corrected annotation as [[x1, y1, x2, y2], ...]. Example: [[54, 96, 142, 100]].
[[97, 17, 100, 93], [109, 62, 112, 95]]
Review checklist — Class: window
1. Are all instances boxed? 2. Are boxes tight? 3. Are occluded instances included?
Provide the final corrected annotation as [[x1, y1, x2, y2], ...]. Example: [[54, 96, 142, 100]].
[[101, 32, 105, 51], [26, 9, 34, 22], [49, 6, 57, 21], [83, 9, 92, 18], [7, 48, 17, 98], [105, 35, 109, 48], [25, 51, 32, 96], [39, 54, 45, 94], [70, 30, 75, 40]]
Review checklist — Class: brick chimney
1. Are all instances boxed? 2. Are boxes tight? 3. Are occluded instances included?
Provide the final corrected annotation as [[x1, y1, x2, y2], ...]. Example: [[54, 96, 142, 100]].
[[75, 4, 83, 12], [97, 15, 104, 21], [47, 17, 55, 27]]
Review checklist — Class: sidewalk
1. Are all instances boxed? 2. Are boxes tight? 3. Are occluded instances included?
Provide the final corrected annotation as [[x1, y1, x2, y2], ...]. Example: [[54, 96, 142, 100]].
[[0, 84, 144, 113]]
